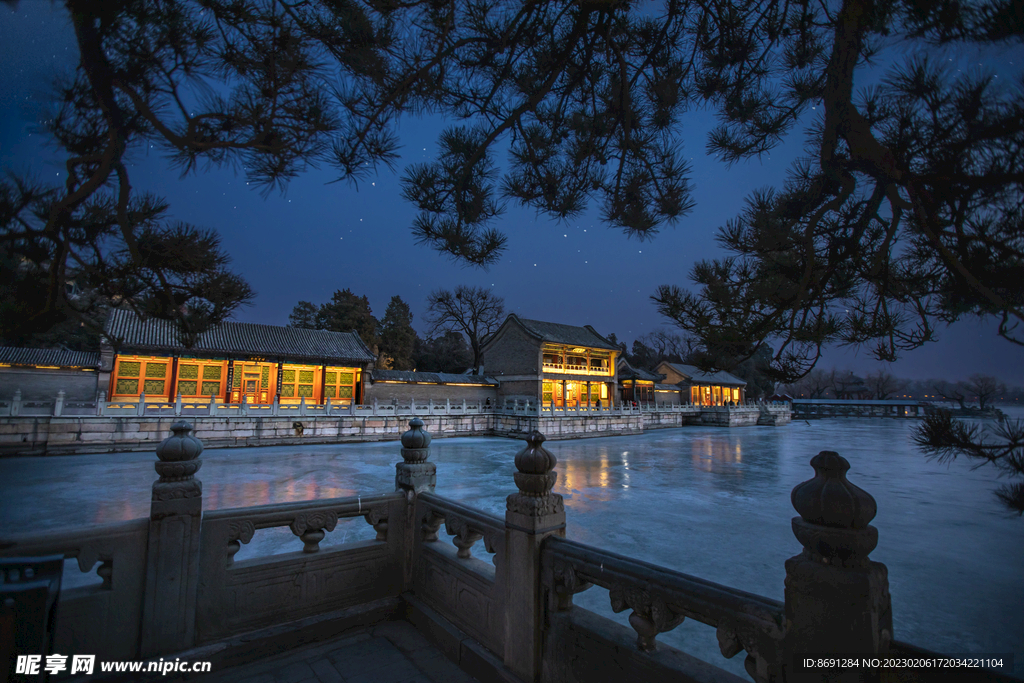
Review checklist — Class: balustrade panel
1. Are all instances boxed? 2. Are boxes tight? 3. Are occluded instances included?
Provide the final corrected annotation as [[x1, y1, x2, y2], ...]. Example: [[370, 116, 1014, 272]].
[[541, 536, 785, 681], [413, 493, 507, 656], [196, 493, 404, 643], [0, 520, 148, 661]]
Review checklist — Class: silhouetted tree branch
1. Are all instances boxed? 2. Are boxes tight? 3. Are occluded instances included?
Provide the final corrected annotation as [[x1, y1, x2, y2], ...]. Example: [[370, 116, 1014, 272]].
[[425, 286, 505, 372], [914, 411, 1024, 516]]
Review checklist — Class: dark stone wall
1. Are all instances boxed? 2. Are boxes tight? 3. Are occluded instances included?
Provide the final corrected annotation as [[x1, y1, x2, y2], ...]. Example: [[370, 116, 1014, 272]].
[[0, 368, 100, 402], [363, 381, 497, 404], [495, 379, 542, 404], [483, 323, 540, 377], [655, 390, 682, 405]]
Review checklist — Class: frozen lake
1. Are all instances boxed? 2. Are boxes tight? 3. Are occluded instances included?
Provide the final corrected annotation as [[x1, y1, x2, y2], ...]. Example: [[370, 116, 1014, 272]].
[[2, 410, 1022, 679]]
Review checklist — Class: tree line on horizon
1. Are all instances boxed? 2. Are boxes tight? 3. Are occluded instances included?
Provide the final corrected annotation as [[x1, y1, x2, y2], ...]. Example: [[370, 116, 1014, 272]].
[[779, 368, 1021, 408]]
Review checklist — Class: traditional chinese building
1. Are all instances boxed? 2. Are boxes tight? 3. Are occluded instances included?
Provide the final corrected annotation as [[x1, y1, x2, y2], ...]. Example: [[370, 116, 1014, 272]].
[[616, 358, 666, 404], [101, 309, 375, 405], [480, 315, 619, 407], [654, 361, 747, 405], [0, 347, 101, 401]]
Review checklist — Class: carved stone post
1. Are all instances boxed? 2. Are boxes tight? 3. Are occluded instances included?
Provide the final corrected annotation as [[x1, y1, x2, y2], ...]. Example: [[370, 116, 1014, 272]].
[[396, 418, 435, 588], [12, 388, 22, 416], [137, 392, 146, 416], [504, 431, 565, 682], [396, 418, 436, 497], [783, 451, 891, 683], [140, 421, 204, 657]]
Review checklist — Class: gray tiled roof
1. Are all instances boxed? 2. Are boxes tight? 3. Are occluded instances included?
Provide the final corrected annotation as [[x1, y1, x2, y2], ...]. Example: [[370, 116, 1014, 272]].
[[0, 347, 100, 368], [510, 315, 619, 350], [371, 370, 498, 386], [655, 384, 681, 391], [616, 358, 666, 382], [661, 362, 747, 387], [103, 309, 375, 364]]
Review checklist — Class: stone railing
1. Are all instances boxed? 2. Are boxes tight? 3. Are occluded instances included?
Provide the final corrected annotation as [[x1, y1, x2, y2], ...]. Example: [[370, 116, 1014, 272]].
[[196, 493, 404, 644], [4, 419, 999, 683], [0, 391, 792, 419], [413, 493, 508, 656], [540, 537, 786, 680], [0, 519, 148, 661]]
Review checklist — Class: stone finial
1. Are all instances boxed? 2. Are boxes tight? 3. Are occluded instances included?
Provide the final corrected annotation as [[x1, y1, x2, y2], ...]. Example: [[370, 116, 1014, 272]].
[[396, 418, 435, 495], [153, 421, 203, 504], [401, 417, 431, 462], [790, 451, 878, 566], [791, 451, 876, 529], [507, 431, 563, 517], [514, 430, 557, 496]]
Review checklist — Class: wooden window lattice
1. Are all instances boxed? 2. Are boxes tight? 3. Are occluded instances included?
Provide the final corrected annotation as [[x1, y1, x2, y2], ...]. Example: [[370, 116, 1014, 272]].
[[201, 381, 220, 396], [116, 379, 139, 394], [177, 381, 198, 395], [145, 363, 166, 378], [204, 365, 222, 381], [179, 364, 199, 380], [261, 366, 270, 389], [118, 361, 141, 377]]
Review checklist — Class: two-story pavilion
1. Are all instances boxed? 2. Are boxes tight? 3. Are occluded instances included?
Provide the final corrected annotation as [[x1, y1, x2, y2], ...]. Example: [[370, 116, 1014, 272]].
[[101, 309, 375, 405], [480, 315, 619, 407], [654, 361, 747, 405]]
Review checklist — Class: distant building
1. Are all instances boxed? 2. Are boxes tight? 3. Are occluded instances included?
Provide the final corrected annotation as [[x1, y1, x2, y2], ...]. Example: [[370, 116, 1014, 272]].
[[616, 358, 666, 404], [654, 362, 747, 405], [0, 347, 101, 401], [101, 309, 375, 405], [831, 373, 872, 400], [481, 315, 619, 407]]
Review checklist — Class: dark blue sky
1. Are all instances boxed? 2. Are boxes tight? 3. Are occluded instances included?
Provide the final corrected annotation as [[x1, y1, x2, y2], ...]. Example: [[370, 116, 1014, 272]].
[[2, 2, 1022, 383]]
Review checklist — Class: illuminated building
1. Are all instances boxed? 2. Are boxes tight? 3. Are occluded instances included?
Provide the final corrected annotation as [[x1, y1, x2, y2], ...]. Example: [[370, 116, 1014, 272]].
[[100, 309, 375, 405], [481, 315, 619, 407], [654, 362, 747, 406]]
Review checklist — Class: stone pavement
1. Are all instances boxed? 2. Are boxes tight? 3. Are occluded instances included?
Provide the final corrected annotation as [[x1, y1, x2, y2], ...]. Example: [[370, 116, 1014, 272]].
[[193, 621, 481, 683]]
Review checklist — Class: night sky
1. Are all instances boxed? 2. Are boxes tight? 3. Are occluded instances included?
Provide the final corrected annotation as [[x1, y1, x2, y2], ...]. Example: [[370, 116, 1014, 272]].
[[2, 3, 1022, 383]]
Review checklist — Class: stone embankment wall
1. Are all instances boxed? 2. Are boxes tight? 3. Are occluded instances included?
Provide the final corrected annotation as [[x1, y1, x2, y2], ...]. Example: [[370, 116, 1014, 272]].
[[699, 406, 760, 426], [0, 406, 791, 456], [0, 414, 496, 456]]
